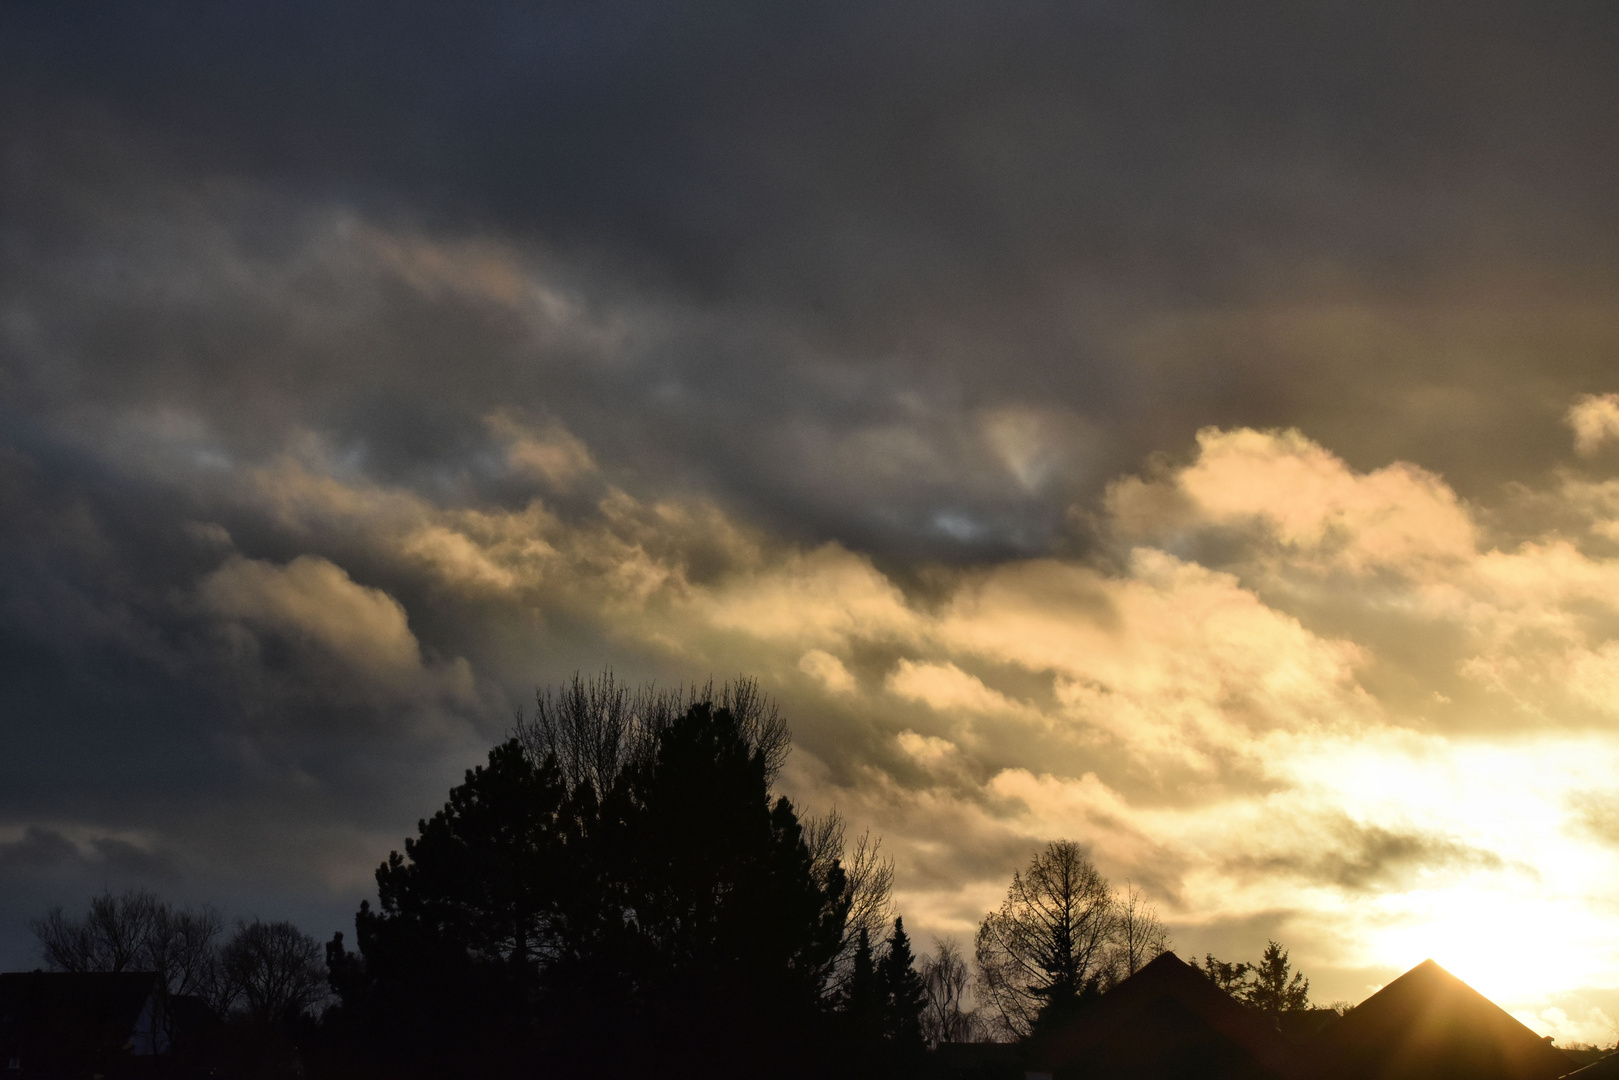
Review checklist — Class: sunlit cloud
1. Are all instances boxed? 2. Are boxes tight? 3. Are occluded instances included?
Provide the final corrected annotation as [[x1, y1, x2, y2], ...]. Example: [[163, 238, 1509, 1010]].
[[1569, 394, 1619, 457], [11, 9, 1619, 1047], [65, 407, 1606, 1039]]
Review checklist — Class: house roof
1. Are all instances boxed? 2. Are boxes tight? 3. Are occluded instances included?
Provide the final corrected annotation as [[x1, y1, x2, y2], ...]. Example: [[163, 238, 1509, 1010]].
[[1564, 1052, 1619, 1080], [0, 970, 161, 1073], [1026, 951, 1315, 1080], [1311, 959, 1575, 1080]]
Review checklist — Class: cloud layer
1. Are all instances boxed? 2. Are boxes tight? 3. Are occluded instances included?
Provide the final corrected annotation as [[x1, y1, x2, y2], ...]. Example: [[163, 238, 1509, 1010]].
[[7, 0, 1619, 1045]]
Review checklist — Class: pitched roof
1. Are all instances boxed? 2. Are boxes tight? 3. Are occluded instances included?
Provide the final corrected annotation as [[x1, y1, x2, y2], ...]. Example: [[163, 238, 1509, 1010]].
[[1311, 959, 1574, 1080], [1027, 952, 1314, 1080], [1564, 1052, 1619, 1080], [0, 970, 161, 1073]]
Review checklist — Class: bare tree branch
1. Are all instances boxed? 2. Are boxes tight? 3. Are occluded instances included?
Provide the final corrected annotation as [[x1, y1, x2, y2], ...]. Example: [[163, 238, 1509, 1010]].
[[806, 811, 895, 990], [921, 938, 985, 1047], [516, 670, 791, 797], [974, 841, 1147, 1039], [219, 918, 328, 1023], [1108, 883, 1168, 981]]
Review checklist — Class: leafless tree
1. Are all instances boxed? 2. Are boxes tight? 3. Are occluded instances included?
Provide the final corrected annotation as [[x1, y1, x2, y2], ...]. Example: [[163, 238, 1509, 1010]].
[[1108, 883, 1168, 982], [921, 938, 985, 1047], [34, 889, 227, 1050], [804, 811, 894, 990], [218, 918, 328, 1023], [33, 888, 223, 998], [516, 670, 790, 794], [974, 841, 1120, 1039], [34, 888, 160, 974]]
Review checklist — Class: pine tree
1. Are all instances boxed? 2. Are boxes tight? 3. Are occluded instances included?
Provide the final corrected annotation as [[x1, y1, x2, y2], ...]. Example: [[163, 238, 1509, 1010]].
[[1201, 953, 1251, 996], [1244, 940, 1310, 1014], [843, 926, 883, 1041], [879, 917, 926, 1051]]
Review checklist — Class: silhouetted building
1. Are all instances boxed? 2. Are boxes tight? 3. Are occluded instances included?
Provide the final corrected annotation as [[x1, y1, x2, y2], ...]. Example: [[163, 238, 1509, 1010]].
[[1313, 959, 1574, 1080], [931, 1040, 1026, 1080], [1009, 953, 1599, 1080], [1275, 1008, 1342, 1045], [1565, 1050, 1619, 1080], [1025, 952, 1314, 1080], [0, 970, 167, 1077]]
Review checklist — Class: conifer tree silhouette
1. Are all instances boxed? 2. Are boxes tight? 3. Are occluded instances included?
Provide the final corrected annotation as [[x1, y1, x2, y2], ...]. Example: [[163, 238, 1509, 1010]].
[[880, 917, 926, 1052], [842, 926, 883, 1041], [328, 691, 855, 1080]]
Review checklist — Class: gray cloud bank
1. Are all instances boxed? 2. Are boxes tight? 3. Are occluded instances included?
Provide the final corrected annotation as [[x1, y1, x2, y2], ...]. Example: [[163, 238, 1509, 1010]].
[[5, 2, 1619, 1019]]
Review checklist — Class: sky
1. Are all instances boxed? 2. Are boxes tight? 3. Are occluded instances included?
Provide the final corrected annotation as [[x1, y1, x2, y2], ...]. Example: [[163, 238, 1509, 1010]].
[[5, 0, 1619, 1043]]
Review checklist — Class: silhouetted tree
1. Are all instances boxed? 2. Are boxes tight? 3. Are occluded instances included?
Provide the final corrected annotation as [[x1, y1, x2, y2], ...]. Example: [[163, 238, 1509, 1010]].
[[331, 678, 855, 1080], [880, 918, 926, 1052], [516, 670, 790, 796], [219, 919, 327, 1023], [323, 738, 569, 1077], [1200, 942, 1311, 1015], [605, 700, 848, 1076], [1243, 940, 1310, 1014], [1202, 953, 1251, 995], [842, 927, 883, 1041], [975, 842, 1119, 1038], [517, 671, 887, 998], [375, 738, 570, 972], [837, 918, 926, 1077], [33, 888, 223, 999], [1109, 884, 1168, 982], [33, 888, 226, 1054], [806, 814, 895, 991], [207, 919, 326, 1080], [34, 888, 156, 974], [921, 938, 984, 1046]]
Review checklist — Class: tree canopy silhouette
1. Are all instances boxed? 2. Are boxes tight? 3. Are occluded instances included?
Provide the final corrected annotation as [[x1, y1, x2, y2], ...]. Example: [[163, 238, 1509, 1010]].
[[1200, 940, 1312, 1015], [327, 674, 879, 1079], [33, 888, 222, 1004], [921, 938, 984, 1046], [219, 918, 328, 1028], [974, 841, 1168, 1039], [837, 917, 927, 1078], [879, 918, 926, 1053]]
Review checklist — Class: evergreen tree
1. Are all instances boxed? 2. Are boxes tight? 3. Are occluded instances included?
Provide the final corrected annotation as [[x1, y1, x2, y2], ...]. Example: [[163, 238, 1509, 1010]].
[[1244, 940, 1310, 1014], [611, 701, 849, 1076], [324, 739, 570, 1077], [375, 739, 570, 972], [879, 918, 926, 1051], [842, 926, 883, 1041], [1201, 953, 1251, 996], [328, 683, 857, 1080]]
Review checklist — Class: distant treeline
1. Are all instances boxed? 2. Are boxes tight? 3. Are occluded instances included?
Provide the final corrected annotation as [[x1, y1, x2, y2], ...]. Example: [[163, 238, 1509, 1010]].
[[25, 673, 1318, 1079]]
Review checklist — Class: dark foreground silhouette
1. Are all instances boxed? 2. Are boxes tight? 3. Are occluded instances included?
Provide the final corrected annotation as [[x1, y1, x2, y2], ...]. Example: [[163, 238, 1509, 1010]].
[[6, 679, 1612, 1080], [317, 694, 924, 1080], [938, 953, 1594, 1080]]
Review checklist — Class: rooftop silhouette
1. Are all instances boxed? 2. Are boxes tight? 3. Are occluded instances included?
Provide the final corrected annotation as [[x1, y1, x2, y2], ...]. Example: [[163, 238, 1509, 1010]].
[[1315, 959, 1574, 1080], [1026, 952, 1314, 1080], [1023, 954, 1594, 1080]]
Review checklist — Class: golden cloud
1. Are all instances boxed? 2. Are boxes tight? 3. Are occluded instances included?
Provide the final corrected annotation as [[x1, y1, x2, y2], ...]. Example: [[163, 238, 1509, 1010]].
[[183, 408, 1619, 1033]]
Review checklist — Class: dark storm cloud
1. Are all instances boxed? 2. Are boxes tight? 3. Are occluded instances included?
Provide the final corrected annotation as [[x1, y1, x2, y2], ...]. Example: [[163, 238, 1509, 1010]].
[[0, 429, 500, 963], [1225, 819, 1510, 893], [9, 0, 1619, 552], [7, 0, 1619, 984], [0, 828, 82, 874], [0, 828, 177, 880]]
